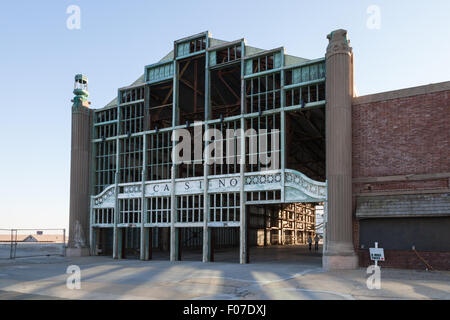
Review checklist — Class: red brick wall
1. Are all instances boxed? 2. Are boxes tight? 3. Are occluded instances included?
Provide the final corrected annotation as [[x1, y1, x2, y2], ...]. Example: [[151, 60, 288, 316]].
[[357, 249, 450, 271], [353, 179, 448, 194], [351, 88, 450, 270], [352, 90, 450, 179]]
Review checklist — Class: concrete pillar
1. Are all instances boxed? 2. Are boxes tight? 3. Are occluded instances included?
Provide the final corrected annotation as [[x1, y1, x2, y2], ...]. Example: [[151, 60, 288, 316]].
[[67, 90, 92, 257], [323, 29, 358, 270]]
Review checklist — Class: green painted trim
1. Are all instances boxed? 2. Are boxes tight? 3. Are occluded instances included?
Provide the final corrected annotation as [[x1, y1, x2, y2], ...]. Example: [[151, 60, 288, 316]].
[[283, 78, 326, 90], [243, 67, 283, 80]]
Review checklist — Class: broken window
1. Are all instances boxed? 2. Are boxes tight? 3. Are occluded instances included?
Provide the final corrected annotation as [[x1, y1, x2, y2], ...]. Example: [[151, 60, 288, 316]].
[[178, 55, 205, 124], [119, 136, 143, 183], [210, 44, 242, 66], [210, 64, 241, 118], [95, 108, 117, 139], [245, 72, 281, 113], [95, 139, 116, 194], [177, 36, 207, 58], [149, 81, 173, 130], [146, 131, 172, 181], [244, 51, 282, 76]]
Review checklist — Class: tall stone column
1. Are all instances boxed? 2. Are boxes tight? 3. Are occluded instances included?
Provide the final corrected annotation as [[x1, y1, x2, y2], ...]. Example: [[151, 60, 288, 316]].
[[323, 30, 358, 270], [68, 74, 93, 257]]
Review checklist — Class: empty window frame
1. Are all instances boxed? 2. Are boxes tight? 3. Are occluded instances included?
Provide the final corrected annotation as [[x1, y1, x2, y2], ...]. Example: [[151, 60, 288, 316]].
[[120, 87, 145, 104], [246, 190, 281, 202], [147, 132, 172, 181], [119, 136, 143, 183], [245, 72, 281, 113], [96, 122, 117, 139], [119, 198, 141, 224], [120, 103, 144, 135], [177, 37, 207, 57], [210, 64, 242, 119], [149, 81, 173, 130], [209, 192, 240, 223], [176, 195, 204, 223], [95, 108, 118, 139], [176, 126, 204, 179], [245, 114, 281, 172], [95, 140, 117, 194], [245, 51, 281, 75], [208, 120, 241, 175], [95, 108, 117, 123], [93, 208, 114, 225], [147, 197, 171, 224], [178, 55, 205, 125], [211, 44, 242, 66], [285, 83, 325, 107]]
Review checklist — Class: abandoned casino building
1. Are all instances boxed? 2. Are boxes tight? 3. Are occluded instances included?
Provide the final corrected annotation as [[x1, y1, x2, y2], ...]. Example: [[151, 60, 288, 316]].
[[68, 29, 450, 270]]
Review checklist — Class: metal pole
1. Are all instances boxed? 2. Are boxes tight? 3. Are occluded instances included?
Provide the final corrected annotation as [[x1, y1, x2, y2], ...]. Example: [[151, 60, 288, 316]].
[[140, 134, 147, 260], [239, 40, 248, 264], [63, 228, 66, 257], [203, 36, 211, 262], [375, 242, 378, 267], [9, 229, 13, 259], [89, 197, 94, 255], [113, 90, 121, 259], [280, 48, 286, 203], [170, 59, 179, 262]]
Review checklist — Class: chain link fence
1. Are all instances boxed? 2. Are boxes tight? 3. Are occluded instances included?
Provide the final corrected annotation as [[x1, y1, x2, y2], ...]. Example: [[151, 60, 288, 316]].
[[0, 229, 66, 259]]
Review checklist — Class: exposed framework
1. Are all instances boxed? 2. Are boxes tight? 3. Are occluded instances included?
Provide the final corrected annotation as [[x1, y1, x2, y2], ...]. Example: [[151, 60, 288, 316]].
[[248, 203, 317, 246], [90, 31, 327, 263]]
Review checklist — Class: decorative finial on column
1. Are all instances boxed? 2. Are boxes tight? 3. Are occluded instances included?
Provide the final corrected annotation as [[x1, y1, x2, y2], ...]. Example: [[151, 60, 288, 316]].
[[326, 29, 352, 58]]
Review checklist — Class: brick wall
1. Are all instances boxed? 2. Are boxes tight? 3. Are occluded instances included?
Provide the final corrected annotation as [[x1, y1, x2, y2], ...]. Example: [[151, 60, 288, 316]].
[[357, 249, 450, 271], [351, 84, 450, 270], [352, 89, 450, 179], [353, 179, 448, 194]]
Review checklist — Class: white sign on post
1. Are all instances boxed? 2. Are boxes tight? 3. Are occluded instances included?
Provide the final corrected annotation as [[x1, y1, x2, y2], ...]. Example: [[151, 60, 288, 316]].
[[369, 242, 385, 265], [369, 248, 385, 261]]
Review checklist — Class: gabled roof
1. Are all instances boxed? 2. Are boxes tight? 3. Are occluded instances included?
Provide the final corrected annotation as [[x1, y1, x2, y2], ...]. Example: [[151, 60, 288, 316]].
[[99, 35, 310, 110], [101, 51, 174, 109]]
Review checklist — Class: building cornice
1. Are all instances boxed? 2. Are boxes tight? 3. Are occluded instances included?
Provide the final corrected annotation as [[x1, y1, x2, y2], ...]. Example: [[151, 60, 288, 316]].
[[353, 81, 450, 105]]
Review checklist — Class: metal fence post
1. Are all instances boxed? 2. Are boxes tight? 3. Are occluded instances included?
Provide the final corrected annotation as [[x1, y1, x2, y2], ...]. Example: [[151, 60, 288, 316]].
[[9, 229, 13, 259], [63, 228, 66, 257]]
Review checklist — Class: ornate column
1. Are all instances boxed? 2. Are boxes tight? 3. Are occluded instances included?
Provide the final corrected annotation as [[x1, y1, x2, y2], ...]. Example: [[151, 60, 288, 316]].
[[68, 74, 93, 257], [323, 30, 358, 270]]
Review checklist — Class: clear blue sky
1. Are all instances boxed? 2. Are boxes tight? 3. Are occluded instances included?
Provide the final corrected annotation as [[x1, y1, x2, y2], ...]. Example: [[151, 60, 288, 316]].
[[0, 1, 449, 230]]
